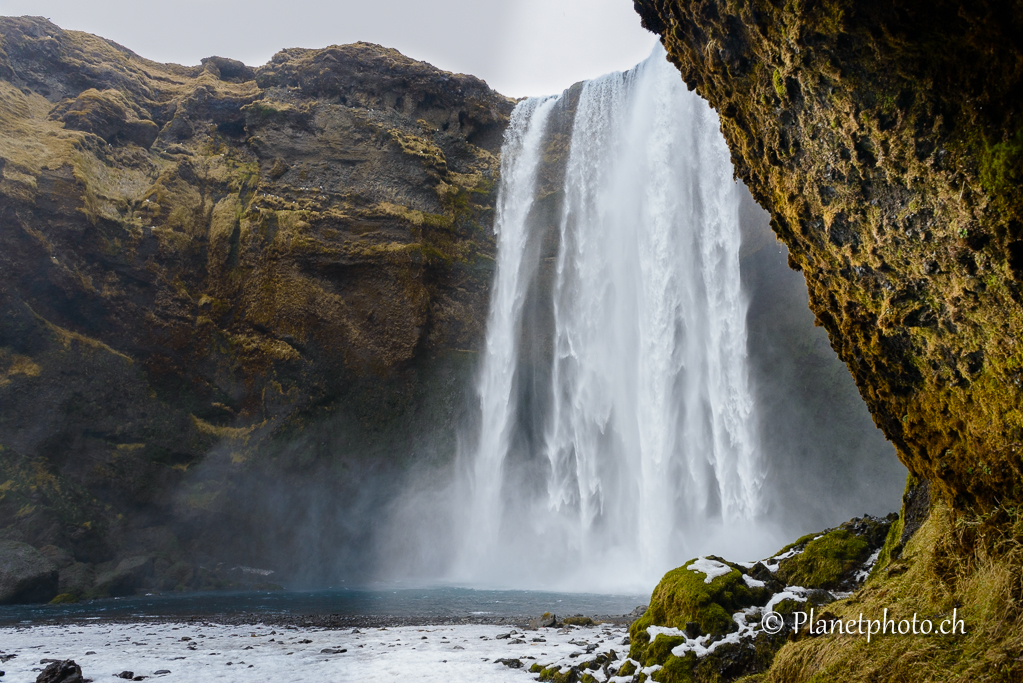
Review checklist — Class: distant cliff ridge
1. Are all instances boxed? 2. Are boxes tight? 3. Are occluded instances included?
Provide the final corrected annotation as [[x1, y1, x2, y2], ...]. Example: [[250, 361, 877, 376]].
[[0, 15, 512, 596]]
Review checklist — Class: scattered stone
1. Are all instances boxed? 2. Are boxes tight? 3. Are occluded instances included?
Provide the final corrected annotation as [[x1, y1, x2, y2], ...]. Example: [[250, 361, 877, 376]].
[[116, 672, 134, 679], [296, 639, 312, 644], [319, 648, 347, 654], [35, 660, 83, 683], [528, 612, 557, 629], [626, 605, 648, 620], [495, 658, 523, 669], [153, 672, 170, 676]]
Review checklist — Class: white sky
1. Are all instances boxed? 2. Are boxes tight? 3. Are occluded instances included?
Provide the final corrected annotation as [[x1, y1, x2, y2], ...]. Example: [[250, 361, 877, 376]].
[[0, 0, 659, 97]]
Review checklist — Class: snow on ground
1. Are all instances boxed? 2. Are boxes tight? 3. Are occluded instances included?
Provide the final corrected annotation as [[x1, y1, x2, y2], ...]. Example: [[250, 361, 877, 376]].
[[0, 621, 630, 682]]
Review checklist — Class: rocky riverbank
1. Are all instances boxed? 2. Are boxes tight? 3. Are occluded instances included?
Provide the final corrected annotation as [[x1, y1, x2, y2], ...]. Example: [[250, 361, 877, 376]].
[[1, 620, 632, 683]]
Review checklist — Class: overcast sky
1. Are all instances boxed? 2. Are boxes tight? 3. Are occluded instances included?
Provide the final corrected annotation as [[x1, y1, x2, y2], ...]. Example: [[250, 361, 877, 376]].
[[0, 0, 659, 97]]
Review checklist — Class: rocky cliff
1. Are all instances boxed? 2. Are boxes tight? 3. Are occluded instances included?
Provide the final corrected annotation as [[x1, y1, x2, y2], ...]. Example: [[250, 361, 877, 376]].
[[632, 0, 1023, 680], [0, 16, 513, 597]]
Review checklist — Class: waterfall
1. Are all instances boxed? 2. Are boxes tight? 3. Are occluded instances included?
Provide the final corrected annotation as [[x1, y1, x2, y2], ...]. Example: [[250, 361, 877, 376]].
[[452, 47, 768, 590], [462, 94, 561, 562]]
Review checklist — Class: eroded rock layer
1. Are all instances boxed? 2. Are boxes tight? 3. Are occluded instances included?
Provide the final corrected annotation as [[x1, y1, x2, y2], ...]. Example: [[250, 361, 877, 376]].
[[633, 0, 1023, 510]]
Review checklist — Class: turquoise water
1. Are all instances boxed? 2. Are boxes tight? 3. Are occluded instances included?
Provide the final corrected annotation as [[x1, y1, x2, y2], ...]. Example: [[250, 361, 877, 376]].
[[0, 587, 645, 625]]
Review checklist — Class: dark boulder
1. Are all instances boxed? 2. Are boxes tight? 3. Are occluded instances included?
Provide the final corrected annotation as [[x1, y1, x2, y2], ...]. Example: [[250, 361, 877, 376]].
[[0, 541, 58, 604], [36, 660, 83, 683]]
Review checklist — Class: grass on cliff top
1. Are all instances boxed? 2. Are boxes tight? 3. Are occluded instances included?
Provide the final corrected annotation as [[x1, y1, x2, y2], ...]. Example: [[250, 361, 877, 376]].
[[764, 502, 1023, 682]]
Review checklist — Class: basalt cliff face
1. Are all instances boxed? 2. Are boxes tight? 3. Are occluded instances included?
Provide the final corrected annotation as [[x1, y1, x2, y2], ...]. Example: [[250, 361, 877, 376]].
[[631, 0, 1023, 680], [0, 16, 512, 596]]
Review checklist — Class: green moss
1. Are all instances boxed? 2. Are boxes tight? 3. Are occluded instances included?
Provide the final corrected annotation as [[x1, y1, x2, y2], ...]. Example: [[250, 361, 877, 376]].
[[652, 652, 698, 683], [241, 100, 285, 121], [772, 530, 827, 557], [979, 129, 1023, 197], [630, 558, 762, 663], [563, 616, 595, 626], [776, 528, 870, 588], [618, 661, 638, 677], [772, 69, 786, 99], [538, 666, 576, 683], [49, 592, 79, 604], [870, 474, 915, 578], [646, 635, 686, 666]]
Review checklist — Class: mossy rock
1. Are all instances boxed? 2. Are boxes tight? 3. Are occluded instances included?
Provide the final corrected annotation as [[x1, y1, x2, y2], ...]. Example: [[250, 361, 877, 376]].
[[776, 529, 870, 589], [617, 660, 638, 677], [563, 615, 594, 626], [538, 665, 577, 683], [49, 592, 79, 604], [630, 557, 766, 663], [651, 651, 699, 683], [645, 634, 686, 667]]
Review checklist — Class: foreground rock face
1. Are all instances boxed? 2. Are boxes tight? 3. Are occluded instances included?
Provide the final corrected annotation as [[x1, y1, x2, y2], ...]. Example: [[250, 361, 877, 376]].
[[633, 0, 1023, 511], [0, 16, 512, 590], [0, 540, 58, 604]]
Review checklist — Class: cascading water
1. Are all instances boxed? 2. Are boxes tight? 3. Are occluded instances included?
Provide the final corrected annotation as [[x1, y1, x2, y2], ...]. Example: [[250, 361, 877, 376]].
[[462, 94, 561, 563], [450, 47, 770, 590]]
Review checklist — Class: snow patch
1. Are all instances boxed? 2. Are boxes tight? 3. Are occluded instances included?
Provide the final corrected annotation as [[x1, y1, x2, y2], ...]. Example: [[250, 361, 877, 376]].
[[854, 548, 882, 582], [741, 574, 765, 588], [687, 557, 732, 583]]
